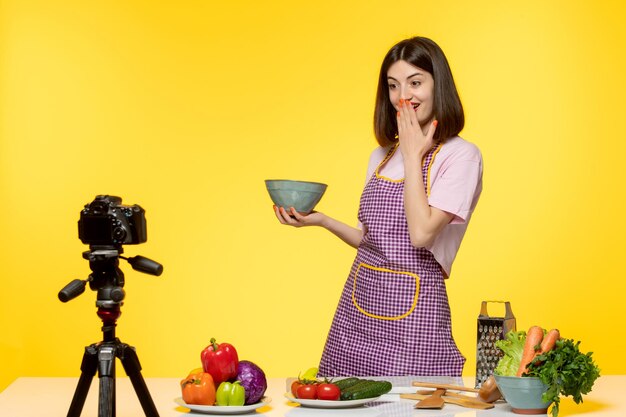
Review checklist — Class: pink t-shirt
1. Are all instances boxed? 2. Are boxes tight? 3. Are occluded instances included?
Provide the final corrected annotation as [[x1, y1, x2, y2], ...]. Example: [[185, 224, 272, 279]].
[[361, 136, 483, 277]]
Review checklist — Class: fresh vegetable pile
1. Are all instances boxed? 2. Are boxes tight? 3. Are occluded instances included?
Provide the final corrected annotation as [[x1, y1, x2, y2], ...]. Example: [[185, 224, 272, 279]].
[[495, 327, 600, 417], [180, 338, 267, 407], [289, 367, 392, 401]]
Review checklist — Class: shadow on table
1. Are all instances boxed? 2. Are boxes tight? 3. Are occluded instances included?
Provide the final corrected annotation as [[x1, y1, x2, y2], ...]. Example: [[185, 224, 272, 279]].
[[553, 398, 611, 416], [285, 400, 459, 417]]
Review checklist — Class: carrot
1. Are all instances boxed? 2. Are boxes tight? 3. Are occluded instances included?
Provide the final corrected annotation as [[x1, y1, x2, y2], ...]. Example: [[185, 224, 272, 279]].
[[540, 329, 560, 354], [528, 328, 562, 369], [516, 326, 544, 377]]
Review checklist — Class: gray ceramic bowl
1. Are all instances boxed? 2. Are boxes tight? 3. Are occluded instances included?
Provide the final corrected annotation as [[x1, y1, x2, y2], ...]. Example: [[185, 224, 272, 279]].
[[494, 375, 552, 415], [265, 180, 327, 214]]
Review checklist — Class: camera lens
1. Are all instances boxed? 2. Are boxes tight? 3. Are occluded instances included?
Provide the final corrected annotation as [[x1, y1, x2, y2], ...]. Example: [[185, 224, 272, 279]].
[[113, 227, 126, 241]]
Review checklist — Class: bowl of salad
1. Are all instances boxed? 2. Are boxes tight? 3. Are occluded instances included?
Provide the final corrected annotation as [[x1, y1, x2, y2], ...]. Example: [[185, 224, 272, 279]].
[[493, 375, 551, 414], [493, 326, 600, 417]]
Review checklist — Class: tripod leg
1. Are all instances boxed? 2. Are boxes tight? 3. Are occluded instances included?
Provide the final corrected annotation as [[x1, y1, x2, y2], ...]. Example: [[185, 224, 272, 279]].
[[98, 376, 115, 417], [118, 343, 160, 417], [67, 345, 98, 417], [97, 344, 117, 417]]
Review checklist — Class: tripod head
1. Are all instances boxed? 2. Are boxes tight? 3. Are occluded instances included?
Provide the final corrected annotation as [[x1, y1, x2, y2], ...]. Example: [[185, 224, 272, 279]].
[[58, 245, 163, 306], [58, 195, 163, 307]]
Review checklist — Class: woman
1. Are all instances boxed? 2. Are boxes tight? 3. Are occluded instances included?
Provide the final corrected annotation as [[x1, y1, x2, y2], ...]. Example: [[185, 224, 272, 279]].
[[274, 36, 482, 376]]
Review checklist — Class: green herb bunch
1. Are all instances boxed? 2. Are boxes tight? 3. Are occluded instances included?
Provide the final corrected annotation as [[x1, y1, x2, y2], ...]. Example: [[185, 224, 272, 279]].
[[527, 338, 601, 417]]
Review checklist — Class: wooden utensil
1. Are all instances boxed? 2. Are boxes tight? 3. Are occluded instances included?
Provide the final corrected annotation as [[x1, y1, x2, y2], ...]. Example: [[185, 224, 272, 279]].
[[477, 375, 502, 402], [415, 390, 491, 405], [401, 393, 494, 410], [414, 388, 446, 409], [416, 389, 476, 400], [412, 381, 480, 393]]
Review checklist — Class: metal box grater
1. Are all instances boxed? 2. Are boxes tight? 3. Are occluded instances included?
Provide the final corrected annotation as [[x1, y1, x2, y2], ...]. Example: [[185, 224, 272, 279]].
[[475, 301, 516, 388]]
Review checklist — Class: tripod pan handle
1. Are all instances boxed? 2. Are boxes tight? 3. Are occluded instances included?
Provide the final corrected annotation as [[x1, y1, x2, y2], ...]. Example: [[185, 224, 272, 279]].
[[59, 279, 87, 302]]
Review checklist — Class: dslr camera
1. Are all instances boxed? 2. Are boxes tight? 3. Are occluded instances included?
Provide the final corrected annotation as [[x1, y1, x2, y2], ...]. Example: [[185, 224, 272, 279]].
[[78, 195, 147, 246]]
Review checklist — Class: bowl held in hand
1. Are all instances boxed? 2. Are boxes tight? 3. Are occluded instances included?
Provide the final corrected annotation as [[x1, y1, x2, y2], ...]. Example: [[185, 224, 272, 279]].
[[265, 180, 327, 215]]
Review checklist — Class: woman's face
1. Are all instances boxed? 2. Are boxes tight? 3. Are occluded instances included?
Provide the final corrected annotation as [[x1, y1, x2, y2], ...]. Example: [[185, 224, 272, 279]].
[[387, 60, 435, 128]]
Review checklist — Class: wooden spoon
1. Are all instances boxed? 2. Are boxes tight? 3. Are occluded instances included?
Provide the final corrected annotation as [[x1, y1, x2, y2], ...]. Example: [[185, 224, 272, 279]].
[[401, 393, 495, 410], [416, 389, 475, 400], [415, 388, 446, 409], [412, 381, 479, 393], [477, 375, 502, 402]]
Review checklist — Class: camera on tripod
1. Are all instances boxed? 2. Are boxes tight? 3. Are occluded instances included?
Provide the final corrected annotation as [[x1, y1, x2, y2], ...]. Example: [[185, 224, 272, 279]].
[[58, 195, 163, 417], [78, 195, 147, 246]]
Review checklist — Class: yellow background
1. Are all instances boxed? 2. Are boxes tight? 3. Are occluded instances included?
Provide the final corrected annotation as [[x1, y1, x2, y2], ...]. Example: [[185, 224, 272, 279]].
[[1, 0, 625, 392]]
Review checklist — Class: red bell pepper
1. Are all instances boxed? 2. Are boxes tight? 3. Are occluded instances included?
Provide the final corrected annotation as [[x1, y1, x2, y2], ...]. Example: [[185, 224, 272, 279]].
[[201, 337, 239, 384]]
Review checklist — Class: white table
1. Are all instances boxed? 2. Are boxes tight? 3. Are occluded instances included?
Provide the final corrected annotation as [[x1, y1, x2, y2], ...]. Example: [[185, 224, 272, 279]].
[[0, 375, 624, 416]]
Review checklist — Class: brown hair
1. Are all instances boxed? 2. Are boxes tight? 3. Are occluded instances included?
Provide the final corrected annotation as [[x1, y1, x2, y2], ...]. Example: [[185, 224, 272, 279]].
[[373, 37, 464, 147]]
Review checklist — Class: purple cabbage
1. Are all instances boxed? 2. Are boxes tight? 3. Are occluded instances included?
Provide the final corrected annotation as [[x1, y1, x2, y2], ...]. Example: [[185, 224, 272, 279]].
[[236, 360, 267, 405]]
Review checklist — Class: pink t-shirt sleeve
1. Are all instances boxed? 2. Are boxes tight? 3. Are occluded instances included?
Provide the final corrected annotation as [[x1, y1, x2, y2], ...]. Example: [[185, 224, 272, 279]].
[[428, 154, 482, 224], [426, 139, 483, 278]]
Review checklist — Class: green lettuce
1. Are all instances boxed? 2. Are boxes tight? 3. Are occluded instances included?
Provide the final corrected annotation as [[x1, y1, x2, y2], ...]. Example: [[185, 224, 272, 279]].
[[494, 330, 527, 376]]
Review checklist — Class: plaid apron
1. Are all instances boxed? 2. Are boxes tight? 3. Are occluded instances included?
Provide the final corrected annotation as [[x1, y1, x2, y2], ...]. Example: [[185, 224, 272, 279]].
[[318, 144, 465, 377]]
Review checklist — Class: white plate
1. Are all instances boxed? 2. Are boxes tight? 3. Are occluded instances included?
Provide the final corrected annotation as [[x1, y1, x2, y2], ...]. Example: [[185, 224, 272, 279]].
[[174, 397, 271, 414], [284, 393, 382, 408]]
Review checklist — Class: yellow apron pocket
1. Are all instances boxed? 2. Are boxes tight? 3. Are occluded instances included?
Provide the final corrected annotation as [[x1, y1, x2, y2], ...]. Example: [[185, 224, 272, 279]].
[[352, 263, 419, 320]]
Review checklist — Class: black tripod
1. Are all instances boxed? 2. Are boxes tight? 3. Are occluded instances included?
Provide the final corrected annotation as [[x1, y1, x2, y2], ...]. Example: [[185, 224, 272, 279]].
[[66, 305, 159, 417], [59, 247, 163, 417]]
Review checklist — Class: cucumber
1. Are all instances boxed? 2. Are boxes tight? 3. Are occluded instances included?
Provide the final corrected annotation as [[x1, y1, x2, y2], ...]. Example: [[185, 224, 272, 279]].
[[334, 377, 361, 391], [339, 379, 373, 400], [349, 380, 392, 400], [340, 380, 392, 400]]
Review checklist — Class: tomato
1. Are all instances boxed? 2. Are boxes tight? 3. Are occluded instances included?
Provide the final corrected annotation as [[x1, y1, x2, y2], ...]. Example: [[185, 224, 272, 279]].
[[290, 380, 303, 397], [296, 384, 318, 399], [317, 383, 341, 401]]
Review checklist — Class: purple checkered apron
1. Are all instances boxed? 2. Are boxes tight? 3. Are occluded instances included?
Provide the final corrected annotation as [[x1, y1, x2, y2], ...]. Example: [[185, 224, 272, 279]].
[[318, 144, 465, 377]]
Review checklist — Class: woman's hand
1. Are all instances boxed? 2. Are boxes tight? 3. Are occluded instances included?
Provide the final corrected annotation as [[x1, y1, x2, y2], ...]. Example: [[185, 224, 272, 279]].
[[272, 205, 364, 248], [397, 99, 437, 165], [397, 99, 451, 248], [273, 206, 325, 228]]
